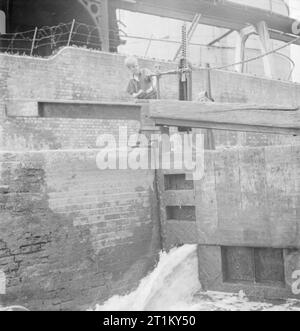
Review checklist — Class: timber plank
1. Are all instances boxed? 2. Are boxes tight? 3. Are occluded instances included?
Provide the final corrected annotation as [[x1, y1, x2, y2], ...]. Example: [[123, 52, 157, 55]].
[[148, 101, 300, 135]]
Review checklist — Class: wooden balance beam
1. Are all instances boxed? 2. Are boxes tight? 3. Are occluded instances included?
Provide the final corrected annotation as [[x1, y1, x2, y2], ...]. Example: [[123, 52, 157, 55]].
[[147, 100, 300, 136]]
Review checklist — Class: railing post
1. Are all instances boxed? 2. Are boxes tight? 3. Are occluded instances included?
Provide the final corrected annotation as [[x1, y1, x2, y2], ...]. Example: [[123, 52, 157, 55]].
[[269, 0, 273, 13], [205, 63, 215, 150], [205, 63, 212, 100], [67, 19, 76, 47], [156, 76, 161, 99], [30, 27, 38, 56], [144, 34, 153, 57]]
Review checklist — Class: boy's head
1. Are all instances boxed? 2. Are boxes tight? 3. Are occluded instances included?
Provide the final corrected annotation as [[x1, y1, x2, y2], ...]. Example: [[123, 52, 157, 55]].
[[125, 56, 140, 75]]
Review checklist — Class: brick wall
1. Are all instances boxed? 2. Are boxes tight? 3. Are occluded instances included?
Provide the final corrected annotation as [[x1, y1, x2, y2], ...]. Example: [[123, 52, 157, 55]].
[[1, 47, 300, 104], [0, 117, 141, 151], [0, 95, 162, 310], [3, 114, 299, 153], [0, 48, 178, 102], [211, 129, 300, 149], [0, 150, 160, 310], [1, 47, 300, 309]]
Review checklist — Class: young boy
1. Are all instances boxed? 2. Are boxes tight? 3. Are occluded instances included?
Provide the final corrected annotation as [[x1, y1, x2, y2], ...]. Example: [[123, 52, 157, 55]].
[[125, 56, 158, 99]]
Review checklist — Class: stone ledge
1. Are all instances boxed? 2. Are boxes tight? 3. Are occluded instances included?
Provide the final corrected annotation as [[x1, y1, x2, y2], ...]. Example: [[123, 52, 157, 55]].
[[5, 100, 144, 119], [6, 101, 39, 117]]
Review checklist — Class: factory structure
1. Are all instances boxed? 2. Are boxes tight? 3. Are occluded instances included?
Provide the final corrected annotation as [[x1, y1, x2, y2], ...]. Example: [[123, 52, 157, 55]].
[[0, 0, 299, 79]]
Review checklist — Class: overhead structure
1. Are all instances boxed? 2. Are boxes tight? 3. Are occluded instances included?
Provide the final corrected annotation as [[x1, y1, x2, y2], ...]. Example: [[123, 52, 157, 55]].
[[0, 10, 5, 34], [0, 0, 298, 68], [173, 13, 201, 61], [111, 0, 300, 46], [0, 0, 123, 54]]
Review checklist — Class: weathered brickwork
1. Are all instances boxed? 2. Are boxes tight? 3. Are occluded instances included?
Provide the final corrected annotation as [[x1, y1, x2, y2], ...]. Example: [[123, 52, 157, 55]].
[[1, 117, 299, 153], [0, 48, 178, 102], [209, 69, 300, 104], [1, 47, 300, 104], [211, 129, 300, 149], [169, 127, 300, 149], [1, 47, 300, 309], [0, 150, 160, 310], [0, 117, 141, 151]]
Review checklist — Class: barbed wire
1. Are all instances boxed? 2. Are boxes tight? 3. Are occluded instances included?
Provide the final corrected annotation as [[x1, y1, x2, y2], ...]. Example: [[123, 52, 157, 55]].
[[0, 21, 107, 56], [0, 19, 299, 81]]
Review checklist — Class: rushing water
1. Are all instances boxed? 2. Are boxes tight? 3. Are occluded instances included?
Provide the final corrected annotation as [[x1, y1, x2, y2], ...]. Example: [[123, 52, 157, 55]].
[[1, 245, 300, 311], [94, 245, 300, 312]]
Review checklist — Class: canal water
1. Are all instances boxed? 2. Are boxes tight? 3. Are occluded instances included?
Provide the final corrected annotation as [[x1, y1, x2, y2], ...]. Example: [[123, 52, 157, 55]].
[[94, 245, 300, 311], [1, 245, 299, 311]]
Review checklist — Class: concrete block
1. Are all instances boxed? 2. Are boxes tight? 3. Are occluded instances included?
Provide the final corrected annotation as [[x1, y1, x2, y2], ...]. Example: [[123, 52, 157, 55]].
[[165, 220, 198, 249], [0, 103, 6, 118], [197, 245, 300, 300], [195, 145, 300, 248], [163, 190, 195, 206], [284, 249, 300, 289], [6, 101, 39, 117], [197, 245, 223, 290]]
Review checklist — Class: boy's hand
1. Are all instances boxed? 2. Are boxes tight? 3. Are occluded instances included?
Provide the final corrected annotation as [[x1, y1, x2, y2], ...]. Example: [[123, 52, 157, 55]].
[[133, 89, 144, 98], [146, 87, 153, 94]]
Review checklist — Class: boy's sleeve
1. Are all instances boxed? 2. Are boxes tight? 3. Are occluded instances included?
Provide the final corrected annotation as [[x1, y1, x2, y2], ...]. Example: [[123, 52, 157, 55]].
[[126, 79, 136, 95]]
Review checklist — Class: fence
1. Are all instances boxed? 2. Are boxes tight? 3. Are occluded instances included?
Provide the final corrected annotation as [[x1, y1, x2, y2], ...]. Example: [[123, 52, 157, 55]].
[[0, 20, 119, 57], [0, 19, 298, 81]]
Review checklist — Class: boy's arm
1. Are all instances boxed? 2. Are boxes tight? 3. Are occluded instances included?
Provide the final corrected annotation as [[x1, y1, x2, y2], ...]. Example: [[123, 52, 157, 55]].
[[127, 79, 144, 98], [143, 68, 157, 93], [132, 90, 145, 98]]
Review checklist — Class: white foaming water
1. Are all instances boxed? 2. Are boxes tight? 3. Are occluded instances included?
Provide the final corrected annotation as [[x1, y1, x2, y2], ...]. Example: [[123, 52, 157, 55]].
[[94, 245, 300, 312], [95, 245, 200, 311]]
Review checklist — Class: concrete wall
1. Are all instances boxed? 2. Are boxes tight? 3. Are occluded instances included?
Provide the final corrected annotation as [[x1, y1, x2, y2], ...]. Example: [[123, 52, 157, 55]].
[[161, 145, 300, 300], [197, 245, 300, 300], [195, 146, 300, 248], [162, 145, 300, 249], [196, 145, 300, 300]]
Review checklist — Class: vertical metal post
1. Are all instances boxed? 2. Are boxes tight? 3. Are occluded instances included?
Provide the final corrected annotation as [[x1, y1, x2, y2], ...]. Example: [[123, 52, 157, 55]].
[[174, 14, 201, 61], [179, 22, 192, 102], [30, 27, 38, 56], [179, 22, 188, 101], [205, 63, 215, 150], [6, 0, 11, 32], [181, 22, 187, 72], [100, 0, 110, 52], [205, 63, 212, 100], [156, 76, 161, 99], [144, 34, 153, 57], [67, 19, 75, 47]]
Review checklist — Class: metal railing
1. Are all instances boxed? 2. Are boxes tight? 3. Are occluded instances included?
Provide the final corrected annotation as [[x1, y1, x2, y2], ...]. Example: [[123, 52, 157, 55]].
[[0, 20, 119, 57], [0, 19, 297, 81]]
